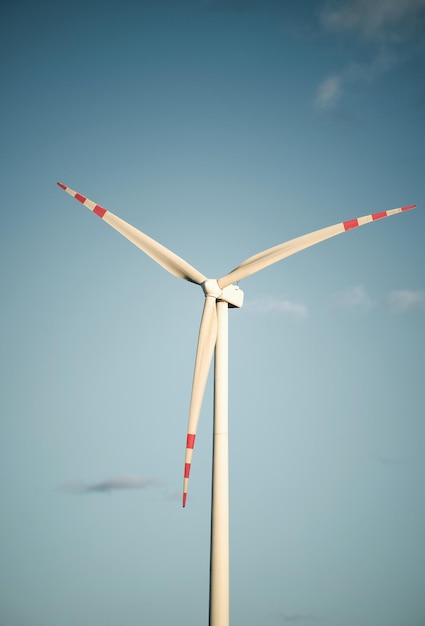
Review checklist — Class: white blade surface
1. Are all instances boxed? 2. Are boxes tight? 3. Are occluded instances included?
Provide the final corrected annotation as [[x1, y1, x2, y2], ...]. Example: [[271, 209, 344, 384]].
[[57, 183, 206, 285], [183, 295, 218, 507], [218, 205, 416, 288]]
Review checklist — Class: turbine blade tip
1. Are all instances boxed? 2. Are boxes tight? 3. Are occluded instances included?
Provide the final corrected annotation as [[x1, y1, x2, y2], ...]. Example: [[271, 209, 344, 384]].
[[182, 493, 187, 508], [57, 182, 66, 190]]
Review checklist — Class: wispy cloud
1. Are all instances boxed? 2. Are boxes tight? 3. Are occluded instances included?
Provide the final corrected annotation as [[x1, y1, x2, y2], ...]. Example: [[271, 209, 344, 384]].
[[321, 0, 425, 41], [331, 286, 425, 314], [202, 0, 284, 10], [374, 453, 408, 466], [246, 296, 308, 317], [388, 289, 425, 312], [276, 612, 323, 623], [315, 0, 425, 110], [61, 475, 163, 494], [315, 47, 396, 111], [331, 285, 375, 313], [315, 75, 342, 109]]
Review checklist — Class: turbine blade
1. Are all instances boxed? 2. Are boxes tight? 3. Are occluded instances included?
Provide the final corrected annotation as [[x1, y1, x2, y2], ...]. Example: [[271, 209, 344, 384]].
[[183, 296, 218, 507], [218, 205, 416, 288], [57, 182, 207, 285]]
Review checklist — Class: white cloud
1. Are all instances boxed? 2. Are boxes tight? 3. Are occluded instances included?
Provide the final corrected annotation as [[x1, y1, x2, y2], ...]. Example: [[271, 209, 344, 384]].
[[315, 75, 343, 110], [388, 289, 425, 312], [246, 296, 308, 317], [332, 285, 375, 313]]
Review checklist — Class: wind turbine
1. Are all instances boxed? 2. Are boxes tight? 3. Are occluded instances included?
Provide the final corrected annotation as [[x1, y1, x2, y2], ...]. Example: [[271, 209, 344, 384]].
[[57, 182, 415, 626]]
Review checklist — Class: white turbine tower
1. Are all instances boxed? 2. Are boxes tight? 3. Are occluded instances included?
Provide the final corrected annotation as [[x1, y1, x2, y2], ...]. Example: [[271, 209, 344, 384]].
[[57, 182, 415, 626]]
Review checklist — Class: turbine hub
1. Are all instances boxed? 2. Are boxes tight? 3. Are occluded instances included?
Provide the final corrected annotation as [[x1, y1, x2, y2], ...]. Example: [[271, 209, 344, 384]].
[[201, 279, 244, 308], [202, 279, 223, 298]]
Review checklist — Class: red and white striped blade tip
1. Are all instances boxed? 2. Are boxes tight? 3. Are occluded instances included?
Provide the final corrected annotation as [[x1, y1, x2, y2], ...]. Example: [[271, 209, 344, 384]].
[[57, 182, 107, 217], [182, 433, 195, 508], [343, 204, 416, 230]]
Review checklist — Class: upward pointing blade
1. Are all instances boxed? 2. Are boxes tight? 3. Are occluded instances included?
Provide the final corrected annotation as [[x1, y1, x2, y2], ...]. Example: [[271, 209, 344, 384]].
[[183, 295, 218, 507], [57, 183, 207, 285], [218, 205, 416, 288]]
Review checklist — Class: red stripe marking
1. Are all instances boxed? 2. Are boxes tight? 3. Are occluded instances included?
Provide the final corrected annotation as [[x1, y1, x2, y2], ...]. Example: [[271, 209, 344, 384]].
[[74, 193, 87, 204], [184, 463, 191, 478], [372, 211, 387, 220], [183, 493, 187, 507], [93, 204, 107, 218], [186, 433, 196, 449], [343, 218, 359, 231], [401, 205, 416, 211], [57, 182, 66, 190]]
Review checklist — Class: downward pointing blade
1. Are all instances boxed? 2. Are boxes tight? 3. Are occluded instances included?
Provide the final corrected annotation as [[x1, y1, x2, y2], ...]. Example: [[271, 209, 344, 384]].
[[57, 183, 207, 285], [218, 205, 416, 288], [183, 296, 218, 507]]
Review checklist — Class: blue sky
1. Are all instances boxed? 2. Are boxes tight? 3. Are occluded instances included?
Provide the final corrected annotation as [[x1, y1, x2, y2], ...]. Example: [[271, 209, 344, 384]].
[[1, 1, 424, 625]]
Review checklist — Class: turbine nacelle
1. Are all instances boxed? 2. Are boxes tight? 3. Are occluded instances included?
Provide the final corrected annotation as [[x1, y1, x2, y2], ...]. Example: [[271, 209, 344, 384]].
[[202, 279, 244, 309]]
